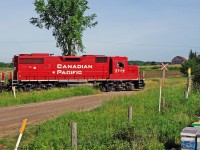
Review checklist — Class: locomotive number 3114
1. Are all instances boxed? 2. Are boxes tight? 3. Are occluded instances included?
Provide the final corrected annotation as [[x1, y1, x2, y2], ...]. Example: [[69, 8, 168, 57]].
[[115, 69, 125, 73]]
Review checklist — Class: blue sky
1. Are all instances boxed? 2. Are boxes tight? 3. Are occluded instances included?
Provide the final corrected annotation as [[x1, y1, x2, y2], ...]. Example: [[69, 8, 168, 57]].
[[0, 0, 200, 62]]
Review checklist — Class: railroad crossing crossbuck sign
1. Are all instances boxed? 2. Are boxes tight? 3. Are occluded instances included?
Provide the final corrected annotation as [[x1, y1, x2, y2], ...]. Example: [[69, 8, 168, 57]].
[[159, 63, 168, 113], [161, 63, 168, 70], [160, 63, 168, 86]]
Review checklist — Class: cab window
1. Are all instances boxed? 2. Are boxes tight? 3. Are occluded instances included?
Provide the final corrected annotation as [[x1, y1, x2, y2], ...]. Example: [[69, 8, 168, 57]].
[[117, 62, 124, 68]]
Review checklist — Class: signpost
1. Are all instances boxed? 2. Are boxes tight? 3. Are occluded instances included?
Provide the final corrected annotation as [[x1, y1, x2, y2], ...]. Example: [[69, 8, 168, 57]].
[[12, 86, 16, 98], [14, 119, 27, 150], [159, 63, 168, 113], [185, 68, 191, 99], [159, 79, 162, 113], [187, 68, 191, 93], [161, 63, 168, 86]]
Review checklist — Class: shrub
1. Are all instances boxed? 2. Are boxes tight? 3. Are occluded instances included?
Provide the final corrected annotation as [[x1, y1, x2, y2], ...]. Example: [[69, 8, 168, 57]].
[[180, 50, 200, 91]]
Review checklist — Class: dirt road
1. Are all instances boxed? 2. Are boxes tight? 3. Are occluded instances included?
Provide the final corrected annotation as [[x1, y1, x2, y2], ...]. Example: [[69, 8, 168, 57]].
[[0, 91, 134, 138]]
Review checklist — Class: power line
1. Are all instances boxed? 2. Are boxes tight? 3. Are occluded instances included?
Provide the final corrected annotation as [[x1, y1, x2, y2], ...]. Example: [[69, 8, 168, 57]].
[[0, 40, 199, 49], [0, 40, 54, 44], [84, 40, 200, 49]]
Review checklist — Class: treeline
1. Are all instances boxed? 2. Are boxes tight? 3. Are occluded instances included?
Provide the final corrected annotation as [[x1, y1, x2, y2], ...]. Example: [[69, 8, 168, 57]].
[[0, 62, 13, 68], [180, 50, 200, 90], [128, 60, 170, 66]]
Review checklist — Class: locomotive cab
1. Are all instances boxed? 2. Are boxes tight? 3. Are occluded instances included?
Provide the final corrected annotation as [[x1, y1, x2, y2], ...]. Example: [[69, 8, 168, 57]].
[[97, 56, 144, 91]]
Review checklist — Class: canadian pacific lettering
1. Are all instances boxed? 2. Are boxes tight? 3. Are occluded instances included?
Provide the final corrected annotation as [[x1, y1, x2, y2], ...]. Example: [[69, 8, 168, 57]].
[[57, 64, 93, 69], [56, 64, 93, 75], [57, 70, 82, 75]]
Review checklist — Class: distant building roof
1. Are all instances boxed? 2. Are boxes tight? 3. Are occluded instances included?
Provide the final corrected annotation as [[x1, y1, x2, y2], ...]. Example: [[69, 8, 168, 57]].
[[172, 56, 187, 64], [177, 56, 187, 61]]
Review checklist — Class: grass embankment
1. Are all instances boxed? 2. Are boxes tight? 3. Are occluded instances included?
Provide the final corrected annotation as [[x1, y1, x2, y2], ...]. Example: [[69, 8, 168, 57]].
[[2, 77, 200, 149], [0, 67, 12, 72], [140, 64, 183, 78], [0, 86, 99, 107], [140, 64, 181, 72]]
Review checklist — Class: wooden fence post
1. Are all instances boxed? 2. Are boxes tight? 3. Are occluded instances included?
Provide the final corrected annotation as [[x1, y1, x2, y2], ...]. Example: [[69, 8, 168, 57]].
[[187, 68, 191, 93], [161, 97, 165, 109], [12, 86, 16, 98], [185, 91, 189, 99], [71, 122, 77, 150], [159, 79, 162, 113], [128, 106, 132, 122]]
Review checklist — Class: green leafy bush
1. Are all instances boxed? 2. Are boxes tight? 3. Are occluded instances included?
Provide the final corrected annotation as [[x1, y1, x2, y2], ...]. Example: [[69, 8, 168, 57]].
[[180, 50, 200, 91]]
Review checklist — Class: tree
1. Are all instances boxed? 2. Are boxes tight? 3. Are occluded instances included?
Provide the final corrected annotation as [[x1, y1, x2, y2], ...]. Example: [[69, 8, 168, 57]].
[[189, 49, 197, 59], [180, 58, 196, 75], [30, 0, 97, 55], [180, 50, 197, 75], [192, 55, 200, 87], [180, 50, 200, 91]]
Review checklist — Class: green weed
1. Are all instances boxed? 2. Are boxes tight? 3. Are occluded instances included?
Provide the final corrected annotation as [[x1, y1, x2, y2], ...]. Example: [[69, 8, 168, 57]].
[[0, 86, 99, 107], [2, 78, 200, 149]]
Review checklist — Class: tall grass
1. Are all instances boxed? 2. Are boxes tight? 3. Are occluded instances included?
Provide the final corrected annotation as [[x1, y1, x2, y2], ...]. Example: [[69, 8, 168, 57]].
[[1, 77, 199, 149], [0, 67, 12, 72], [0, 85, 99, 107], [140, 64, 181, 71]]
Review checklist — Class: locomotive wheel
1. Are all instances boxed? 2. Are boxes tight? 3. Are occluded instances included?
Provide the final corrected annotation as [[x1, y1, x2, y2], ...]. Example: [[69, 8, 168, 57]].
[[22, 86, 27, 91], [18, 87, 24, 92], [127, 84, 135, 91], [99, 84, 109, 92], [100, 85, 106, 92], [107, 86, 112, 92], [105, 84, 111, 92], [115, 86, 122, 91], [23, 85, 32, 92], [27, 87, 33, 92]]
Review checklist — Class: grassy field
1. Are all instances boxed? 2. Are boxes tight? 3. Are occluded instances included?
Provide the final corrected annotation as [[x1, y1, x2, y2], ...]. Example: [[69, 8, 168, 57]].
[[0, 68, 12, 74], [139, 64, 181, 72], [144, 70, 183, 78], [0, 67, 193, 150], [1, 76, 200, 149], [0, 85, 99, 107], [140, 64, 183, 78]]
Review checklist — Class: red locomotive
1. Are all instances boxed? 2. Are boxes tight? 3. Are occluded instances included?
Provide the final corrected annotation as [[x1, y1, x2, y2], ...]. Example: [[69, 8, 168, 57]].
[[2, 53, 145, 91]]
